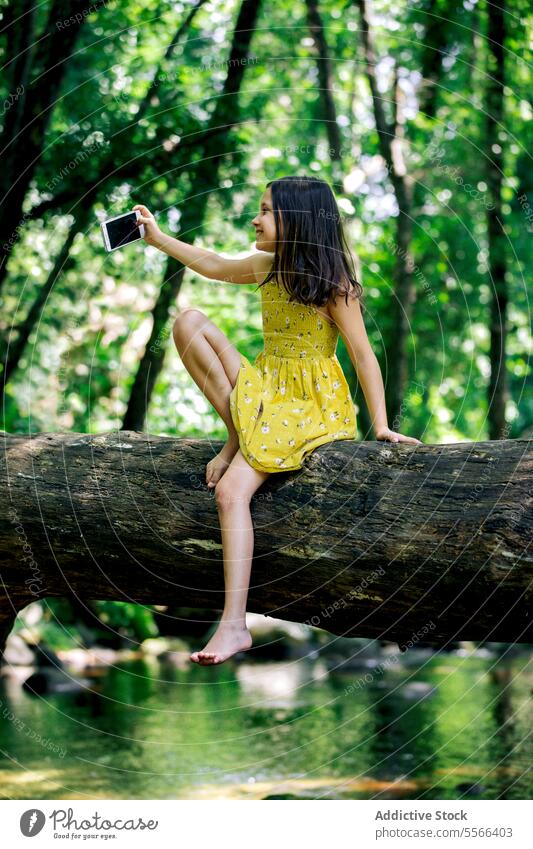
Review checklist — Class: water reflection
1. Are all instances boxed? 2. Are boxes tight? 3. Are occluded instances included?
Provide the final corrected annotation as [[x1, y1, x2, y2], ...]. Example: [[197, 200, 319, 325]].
[[0, 645, 530, 800]]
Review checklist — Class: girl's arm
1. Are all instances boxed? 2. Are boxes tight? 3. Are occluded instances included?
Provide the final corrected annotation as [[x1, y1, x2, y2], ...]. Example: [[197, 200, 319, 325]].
[[328, 292, 422, 444], [132, 204, 273, 284]]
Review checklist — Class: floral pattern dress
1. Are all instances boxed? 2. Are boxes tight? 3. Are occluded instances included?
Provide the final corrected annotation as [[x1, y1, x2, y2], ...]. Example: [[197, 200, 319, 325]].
[[229, 276, 357, 472]]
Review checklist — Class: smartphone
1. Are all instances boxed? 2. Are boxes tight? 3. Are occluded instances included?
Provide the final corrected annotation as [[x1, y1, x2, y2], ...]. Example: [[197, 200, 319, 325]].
[[101, 210, 145, 252]]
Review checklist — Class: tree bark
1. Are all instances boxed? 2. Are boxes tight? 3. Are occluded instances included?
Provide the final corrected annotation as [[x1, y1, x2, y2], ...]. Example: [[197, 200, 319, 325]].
[[1, 431, 531, 657]]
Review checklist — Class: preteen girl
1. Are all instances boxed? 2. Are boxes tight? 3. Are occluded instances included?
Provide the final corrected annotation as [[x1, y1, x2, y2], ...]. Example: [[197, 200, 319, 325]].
[[133, 176, 421, 666]]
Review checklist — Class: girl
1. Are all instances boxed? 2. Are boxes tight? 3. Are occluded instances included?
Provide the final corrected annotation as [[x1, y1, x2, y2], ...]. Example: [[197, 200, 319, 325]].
[[133, 176, 421, 666]]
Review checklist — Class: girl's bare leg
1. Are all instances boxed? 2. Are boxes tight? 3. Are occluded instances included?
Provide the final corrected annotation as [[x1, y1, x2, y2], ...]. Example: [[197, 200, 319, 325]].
[[191, 449, 271, 665], [172, 309, 242, 487]]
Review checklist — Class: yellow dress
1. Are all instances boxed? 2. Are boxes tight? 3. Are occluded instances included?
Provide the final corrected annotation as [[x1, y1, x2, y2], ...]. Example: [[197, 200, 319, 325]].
[[229, 276, 357, 472]]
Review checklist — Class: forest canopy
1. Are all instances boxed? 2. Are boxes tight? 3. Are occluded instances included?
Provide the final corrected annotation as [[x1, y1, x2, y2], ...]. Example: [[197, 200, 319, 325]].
[[0, 0, 531, 444]]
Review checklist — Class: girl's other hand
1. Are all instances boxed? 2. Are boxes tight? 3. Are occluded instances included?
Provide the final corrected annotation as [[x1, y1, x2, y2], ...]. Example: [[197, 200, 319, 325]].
[[132, 204, 165, 249], [376, 426, 423, 445]]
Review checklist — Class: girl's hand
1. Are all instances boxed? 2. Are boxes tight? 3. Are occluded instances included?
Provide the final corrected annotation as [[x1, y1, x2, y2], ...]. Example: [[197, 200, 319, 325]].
[[132, 204, 165, 249], [376, 426, 423, 445]]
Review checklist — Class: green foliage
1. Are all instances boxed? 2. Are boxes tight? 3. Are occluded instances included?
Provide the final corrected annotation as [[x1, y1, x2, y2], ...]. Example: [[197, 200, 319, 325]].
[[1, 0, 531, 639], [2, 0, 529, 441], [93, 601, 159, 641]]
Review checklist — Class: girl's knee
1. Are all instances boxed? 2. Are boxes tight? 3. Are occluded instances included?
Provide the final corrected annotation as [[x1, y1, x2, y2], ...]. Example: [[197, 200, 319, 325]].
[[173, 309, 206, 345], [173, 308, 205, 329], [214, 482, 251, 509]]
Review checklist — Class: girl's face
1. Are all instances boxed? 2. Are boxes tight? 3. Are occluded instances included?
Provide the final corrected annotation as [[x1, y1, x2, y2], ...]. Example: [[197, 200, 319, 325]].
[[252, 188, 278, 252]]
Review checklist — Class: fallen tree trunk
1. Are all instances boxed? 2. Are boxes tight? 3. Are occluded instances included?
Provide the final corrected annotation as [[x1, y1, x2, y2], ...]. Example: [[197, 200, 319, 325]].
[[0, 431, 531, 656]]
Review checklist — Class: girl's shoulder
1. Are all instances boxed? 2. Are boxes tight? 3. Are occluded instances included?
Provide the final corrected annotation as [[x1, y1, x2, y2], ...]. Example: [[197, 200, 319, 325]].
[[321, 277, 363, 324], [252, 251, 276, 284]]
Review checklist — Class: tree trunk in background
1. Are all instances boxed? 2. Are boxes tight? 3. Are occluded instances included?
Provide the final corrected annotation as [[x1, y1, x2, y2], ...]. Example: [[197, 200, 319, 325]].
[[0, 2, 206, 399], [305, 0, 343, 172], [122, 0, 264, 432], [305, 0, 373, 438], [0, 200, 93, 401], [1, 0, 37, 137], [355, 0, 416, 428], [0, 0, 89, 294], [121, 263, 185, 431], [133, 0, 208, 127], [1, 431, 531, 657], [417, 0, 462, 119], [485, 0, 509, 439], [25, 124, 235, 226]]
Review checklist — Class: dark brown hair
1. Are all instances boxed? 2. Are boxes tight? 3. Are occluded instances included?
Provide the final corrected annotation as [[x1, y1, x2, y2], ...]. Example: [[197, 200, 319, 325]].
[[259, 175, 364, 312]]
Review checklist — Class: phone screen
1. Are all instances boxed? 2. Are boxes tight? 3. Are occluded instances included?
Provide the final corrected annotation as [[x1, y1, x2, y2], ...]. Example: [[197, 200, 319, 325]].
[[105, 212, 141, 249]]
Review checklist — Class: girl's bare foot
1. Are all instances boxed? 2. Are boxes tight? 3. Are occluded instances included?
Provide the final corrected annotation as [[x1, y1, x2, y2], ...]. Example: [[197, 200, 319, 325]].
[[206, 439, 239, 488], [190, 620, 252, 665]]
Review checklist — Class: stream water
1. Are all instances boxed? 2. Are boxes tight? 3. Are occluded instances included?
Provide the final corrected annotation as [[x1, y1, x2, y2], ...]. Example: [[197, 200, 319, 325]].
[[0, 645, 530, 800]]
